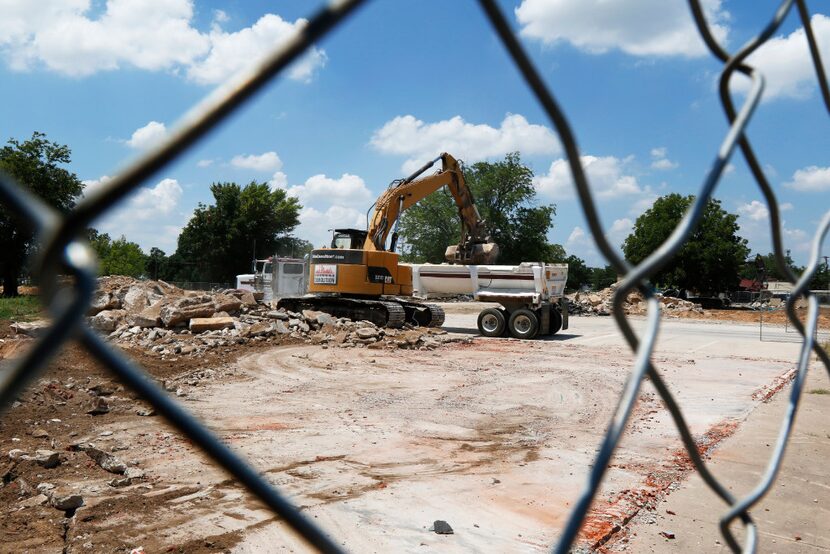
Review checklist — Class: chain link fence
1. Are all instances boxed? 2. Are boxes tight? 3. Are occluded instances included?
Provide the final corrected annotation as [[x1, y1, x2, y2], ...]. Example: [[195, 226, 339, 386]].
[[0, 1, 828, 552]]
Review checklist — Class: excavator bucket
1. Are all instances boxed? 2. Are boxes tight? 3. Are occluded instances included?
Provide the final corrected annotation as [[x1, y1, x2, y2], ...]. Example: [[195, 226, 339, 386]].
[[445, 242, 500, 265]]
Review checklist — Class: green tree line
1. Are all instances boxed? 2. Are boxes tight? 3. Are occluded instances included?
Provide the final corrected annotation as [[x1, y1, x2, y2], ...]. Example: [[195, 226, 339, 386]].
[[1, 133, 825, 296]]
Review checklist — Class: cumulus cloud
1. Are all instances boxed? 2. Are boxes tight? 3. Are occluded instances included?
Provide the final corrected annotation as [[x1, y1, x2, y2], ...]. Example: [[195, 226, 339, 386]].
[[737, 200, 769, 222], [737, 199, 810, 255], [284, 173, 372, 208], [268, 171, 288, 190], [296, 205, 365, 248], [230, 151, 283, 172], [534, 155, 641, 199], [88, 177, 185, 253], [126, 121, 167, 149], [564, 219, 632, 266], [370, 113, 559, 173], [784, 165, 830, 192], [515, 0, 730, 58], [732, 14, 830, 100], [0, 1, 326, 84], [187, 14, 326, 84], [650, 147, 678, 170], [82, 174, 112, 196]]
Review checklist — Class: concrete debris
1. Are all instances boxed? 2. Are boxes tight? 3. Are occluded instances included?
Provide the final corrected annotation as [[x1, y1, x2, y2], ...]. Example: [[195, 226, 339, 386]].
[[74, 276, 462, 357], [19, 493, 49, 507], [32, 449, 60, 469], [568, 284, 704, 317], [189, 317, 235, 333], [50, 493, 83, 511], [84, 447, 127, 474], [31, 428, 49, 439], [9, 320, 50, 338], [87, 397, 110, 415], [432, 520, 454, 534]]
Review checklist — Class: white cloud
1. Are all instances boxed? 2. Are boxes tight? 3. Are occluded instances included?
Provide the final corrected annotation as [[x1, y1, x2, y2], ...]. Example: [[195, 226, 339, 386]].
[[187, 13, 326, 84], [564, 220, 631, 266], [784, 165, 830, 192], [230, 151, 283, 172], [268, 171, 288, 190], [285, 173, 372, 208], [732, 14, 830, 100], [296, 205, 364, 248], [88, 177, 185, 253], [737, 200, 769, 222], [629, 194, 658, 216], [737, 199, 810, 255], [515, 0, 730, 58], [534, 155, 642, 199], [126, 121, 167, 150], [370, 113, 560, 173], [0, 1, 325, 84], [196, 158, 214, 168], [82, 174, 112, 196], [650, 147, 678, 170]]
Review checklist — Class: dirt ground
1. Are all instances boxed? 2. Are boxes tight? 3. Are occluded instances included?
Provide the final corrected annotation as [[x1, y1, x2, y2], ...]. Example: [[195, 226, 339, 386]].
[[0, 302, 822, 553]]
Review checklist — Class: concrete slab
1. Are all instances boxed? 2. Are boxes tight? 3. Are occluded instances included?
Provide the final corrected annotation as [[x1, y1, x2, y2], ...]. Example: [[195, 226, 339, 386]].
[[617, 369, 830, 553]]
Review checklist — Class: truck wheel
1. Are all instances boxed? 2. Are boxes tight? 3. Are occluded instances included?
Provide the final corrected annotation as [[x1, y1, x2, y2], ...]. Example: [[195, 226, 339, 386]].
[[477, 308, 506, 337], [508, 308, 539, 340], [549, 307, 563, 335]]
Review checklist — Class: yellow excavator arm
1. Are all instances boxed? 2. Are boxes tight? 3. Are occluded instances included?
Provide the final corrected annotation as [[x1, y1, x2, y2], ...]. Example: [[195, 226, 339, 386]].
[[366, 152, 499, 264]]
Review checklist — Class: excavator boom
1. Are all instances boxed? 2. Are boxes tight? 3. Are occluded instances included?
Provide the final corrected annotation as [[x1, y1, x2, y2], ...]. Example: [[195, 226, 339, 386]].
[[367, 152, 499, 265]]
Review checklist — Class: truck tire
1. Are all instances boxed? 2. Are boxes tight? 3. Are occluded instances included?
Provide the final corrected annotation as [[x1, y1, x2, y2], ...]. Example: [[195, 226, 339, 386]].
[[508, 308, 539, 340], [477, 308, 506, 337], [549, 307, 563, 335]]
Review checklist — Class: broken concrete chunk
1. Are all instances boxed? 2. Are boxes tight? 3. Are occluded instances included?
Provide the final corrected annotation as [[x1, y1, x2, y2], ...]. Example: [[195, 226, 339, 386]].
[[247, 321, 274, 337], [85, 447, 127, 474], [189, 317, 235, 333], [124, 467, 145, 480], [214, 294, 243, 314], [108, 477, 132, 487], [8, 448, 27, 461], [89, 310, 127, 333], [31, 428, 49, 439], [33, 450, 60, 469], [88, 383, 115, 396], [432, 520, 454, 534], [87, 397, 110, 415], [20, 493, 49, 507], [10, 320, 51, 338], [50, 493, 83, 511], [355, 327, 379, 340]]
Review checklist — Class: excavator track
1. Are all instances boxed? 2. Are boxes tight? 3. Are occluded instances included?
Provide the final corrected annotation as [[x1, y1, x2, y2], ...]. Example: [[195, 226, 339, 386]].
[[397, 300, 445, 327], [277, 296, 407, 328]]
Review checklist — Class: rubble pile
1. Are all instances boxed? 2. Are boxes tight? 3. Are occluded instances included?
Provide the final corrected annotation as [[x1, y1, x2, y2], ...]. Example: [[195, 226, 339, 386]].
[[83, 277, 462, 356], [568, 284, 704, 316]]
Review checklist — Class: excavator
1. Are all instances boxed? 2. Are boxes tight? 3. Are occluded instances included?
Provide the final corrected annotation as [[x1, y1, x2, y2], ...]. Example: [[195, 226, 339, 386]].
[[277, 152, 499, 327]]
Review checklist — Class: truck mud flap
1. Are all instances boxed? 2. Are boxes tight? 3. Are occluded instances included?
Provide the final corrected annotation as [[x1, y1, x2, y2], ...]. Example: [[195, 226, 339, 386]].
[[560, 297, 569, 330]]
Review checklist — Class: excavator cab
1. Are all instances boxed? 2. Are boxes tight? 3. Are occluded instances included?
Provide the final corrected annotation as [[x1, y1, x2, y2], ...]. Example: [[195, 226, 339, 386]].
[[330, 229, 366, 250]]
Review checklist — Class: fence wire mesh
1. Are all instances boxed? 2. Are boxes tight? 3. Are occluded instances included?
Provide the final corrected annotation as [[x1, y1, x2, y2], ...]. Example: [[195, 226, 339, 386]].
[[0, 0, 828, 552]]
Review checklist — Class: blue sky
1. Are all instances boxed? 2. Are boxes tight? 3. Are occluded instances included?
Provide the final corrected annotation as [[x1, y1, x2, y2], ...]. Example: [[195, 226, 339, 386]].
[[0, 0, 828, 268]]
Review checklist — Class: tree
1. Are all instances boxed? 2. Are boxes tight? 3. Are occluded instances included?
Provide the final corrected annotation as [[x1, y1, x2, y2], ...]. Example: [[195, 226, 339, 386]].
[[87, 229, 147, 277], [0, 132, 83, 296], [175, 181, 301, 283], [398, 153, 558, 264], [622, 193, 749, 293], [564, 254, 591, 291], [740, 251, 804, 282], [590, 265, 618, 290], [102, 236, 146, 277]]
